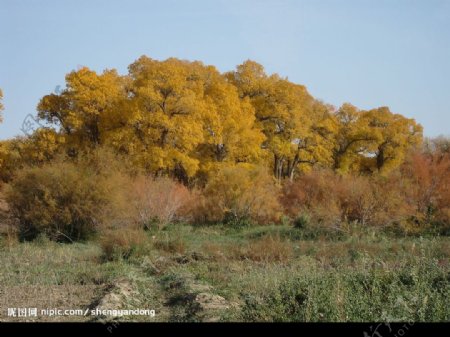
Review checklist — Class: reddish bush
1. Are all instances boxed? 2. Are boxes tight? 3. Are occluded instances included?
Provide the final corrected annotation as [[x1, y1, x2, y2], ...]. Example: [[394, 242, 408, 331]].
[[128, 175, 193, 229], [281, 170, 341, 229], [399, 151, 450, 233], [281, 169, 412, 229]]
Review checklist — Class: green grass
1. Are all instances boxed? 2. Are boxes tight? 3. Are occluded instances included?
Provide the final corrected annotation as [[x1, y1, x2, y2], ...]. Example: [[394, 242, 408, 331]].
[[0, 224, 449, 322]]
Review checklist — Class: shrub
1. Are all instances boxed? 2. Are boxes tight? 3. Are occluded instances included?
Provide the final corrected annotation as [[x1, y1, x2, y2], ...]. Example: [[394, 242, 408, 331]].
[[336, 174, 410, 228], [399, 151, 450, 234], [281, 170, 412, 230], [128, 175, 192, 230], [196, 165, 282, 225], [5, 159, 128, 241], [100, 228, 146, 261], [0, 189, 18, 248], [281, 170, 342, 229]]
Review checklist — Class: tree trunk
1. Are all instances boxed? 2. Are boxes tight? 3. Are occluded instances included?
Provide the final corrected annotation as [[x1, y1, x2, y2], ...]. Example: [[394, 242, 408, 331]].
[[274, 155, 284, 180], [285, 153, 300, 181], [215, 144, 227, 161], [159, 128, 169, 147], [173, 163, 189, 186], [377, 147, 385, 171]]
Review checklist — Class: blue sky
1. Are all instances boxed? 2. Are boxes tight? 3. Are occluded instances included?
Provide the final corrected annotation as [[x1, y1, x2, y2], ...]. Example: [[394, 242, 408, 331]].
[[1, 0, 449, 139]]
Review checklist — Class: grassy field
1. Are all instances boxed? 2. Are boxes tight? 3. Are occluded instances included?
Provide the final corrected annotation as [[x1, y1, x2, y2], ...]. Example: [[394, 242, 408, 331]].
[[0, 224, 449, 322]]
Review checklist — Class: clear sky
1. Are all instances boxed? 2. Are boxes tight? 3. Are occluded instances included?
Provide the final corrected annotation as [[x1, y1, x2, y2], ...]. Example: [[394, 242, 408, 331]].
[[1, 0, 449, 139]]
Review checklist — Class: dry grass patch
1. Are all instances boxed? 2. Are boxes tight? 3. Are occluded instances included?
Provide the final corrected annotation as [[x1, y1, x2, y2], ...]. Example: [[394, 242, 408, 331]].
[[100, 228, 147, 261], [153, 234, 187, 255], [230, 235, 294, 263]]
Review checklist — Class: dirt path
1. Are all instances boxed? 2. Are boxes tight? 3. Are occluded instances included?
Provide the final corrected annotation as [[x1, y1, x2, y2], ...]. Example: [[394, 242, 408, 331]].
[[87, 260, 235, 322]]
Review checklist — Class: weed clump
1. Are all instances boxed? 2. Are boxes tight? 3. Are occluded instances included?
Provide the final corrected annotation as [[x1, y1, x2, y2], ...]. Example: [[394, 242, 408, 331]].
[[100, 228, 147, 261]]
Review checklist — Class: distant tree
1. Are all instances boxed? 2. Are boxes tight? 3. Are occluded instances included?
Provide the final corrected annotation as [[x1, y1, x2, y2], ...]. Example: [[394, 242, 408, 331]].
[[423, 136, 450, 159], [326, 103, 378, 173], [360, 107, 423, 174]]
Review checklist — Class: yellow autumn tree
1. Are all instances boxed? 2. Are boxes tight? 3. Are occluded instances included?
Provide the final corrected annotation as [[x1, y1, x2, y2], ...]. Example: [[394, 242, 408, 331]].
[[315, 104, 423, 175], [227, 60, 330, 180], [322, 103, 379, 174], [359, 107, 423, 175], [37, 67, 126, 153], [18, 128, 66, 166], [34, 58, 265, 183], [0, 131, 64, 182], [0, 138, 25, 182], [190, 62, 265, 177], [125, 57, 213, 181], [123, 56, 265, 182]]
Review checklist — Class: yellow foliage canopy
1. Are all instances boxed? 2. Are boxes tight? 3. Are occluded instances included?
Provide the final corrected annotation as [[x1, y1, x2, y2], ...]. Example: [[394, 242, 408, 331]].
[[0, 57, 424, 183]]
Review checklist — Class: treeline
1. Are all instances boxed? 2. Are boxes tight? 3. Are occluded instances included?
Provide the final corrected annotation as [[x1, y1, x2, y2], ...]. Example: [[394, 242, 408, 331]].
[[0, 57, 449, 242], [0, 57, 422, 183]]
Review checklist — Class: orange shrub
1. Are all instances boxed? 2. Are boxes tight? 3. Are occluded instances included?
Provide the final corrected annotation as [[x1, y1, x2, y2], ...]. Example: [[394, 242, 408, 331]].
[[367, 174, 413, 228], [281, 170, 341, 229], [337, 174, 411, 228], [128, 175, 193, 230], [195, 165, 282, 225], [281, 169, 411, 229], [399, 151, 450, 233]]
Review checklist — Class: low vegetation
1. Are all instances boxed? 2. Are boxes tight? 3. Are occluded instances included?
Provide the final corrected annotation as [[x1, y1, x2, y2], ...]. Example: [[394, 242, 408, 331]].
[[0, 224, 448, 322]]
